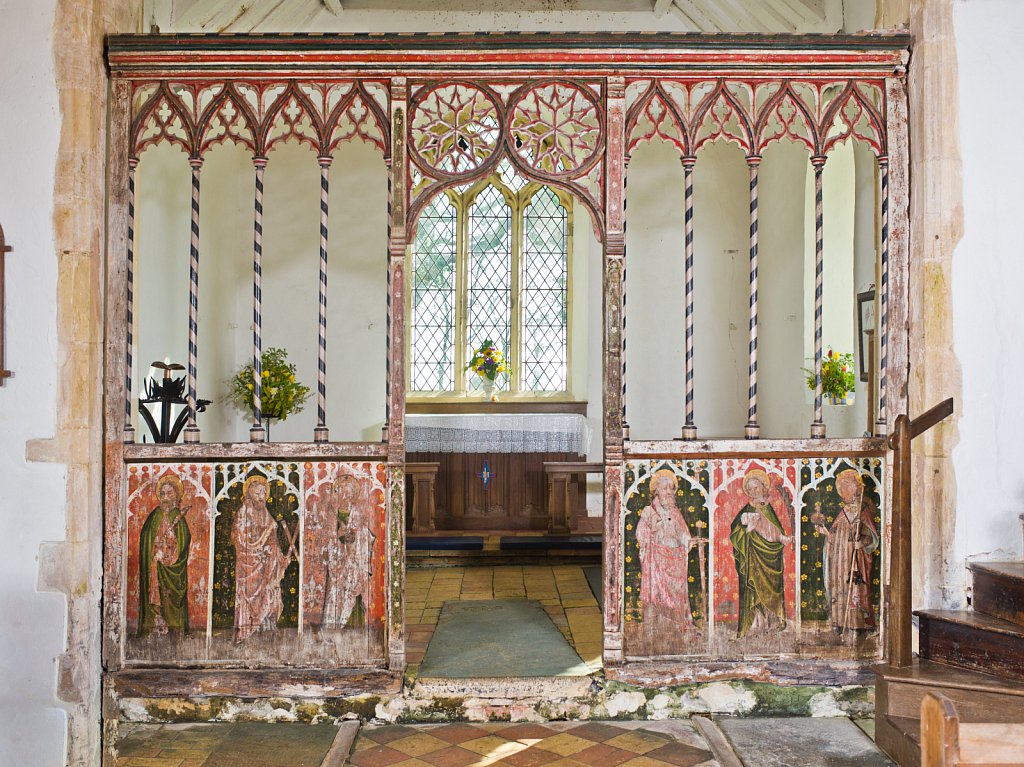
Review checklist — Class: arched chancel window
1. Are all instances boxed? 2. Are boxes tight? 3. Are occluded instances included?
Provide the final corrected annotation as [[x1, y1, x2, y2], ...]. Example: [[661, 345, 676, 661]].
[[409, 166, 571, 396]]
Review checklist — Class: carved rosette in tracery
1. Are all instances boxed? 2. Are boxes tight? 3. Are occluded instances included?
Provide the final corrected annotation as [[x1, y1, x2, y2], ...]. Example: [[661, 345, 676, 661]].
[[406, 79, 607, 242], [408, 81, 503, 180], [507, 81, 602, 179]]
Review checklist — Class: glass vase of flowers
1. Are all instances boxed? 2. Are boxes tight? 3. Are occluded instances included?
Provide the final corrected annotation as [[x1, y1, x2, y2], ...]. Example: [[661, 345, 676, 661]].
[[466, 339, 509, 402], [229, 347, 311, 438], [803, 348, 856, 406]]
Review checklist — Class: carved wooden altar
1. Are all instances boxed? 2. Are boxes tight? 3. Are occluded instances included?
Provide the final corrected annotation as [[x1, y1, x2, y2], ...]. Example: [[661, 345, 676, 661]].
[[101, 33, 911, 701]]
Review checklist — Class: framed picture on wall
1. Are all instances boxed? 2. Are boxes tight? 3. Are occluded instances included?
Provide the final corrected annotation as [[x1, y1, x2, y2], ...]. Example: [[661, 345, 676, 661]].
[[857, 288, 875, 383]]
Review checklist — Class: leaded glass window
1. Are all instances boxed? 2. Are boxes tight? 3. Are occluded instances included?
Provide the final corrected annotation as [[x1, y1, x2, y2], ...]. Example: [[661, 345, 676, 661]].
[[522, 187, 568, 392], [467, 185, 512, 392], [409, 163, 571, 395], [410, 195, 457, 391]]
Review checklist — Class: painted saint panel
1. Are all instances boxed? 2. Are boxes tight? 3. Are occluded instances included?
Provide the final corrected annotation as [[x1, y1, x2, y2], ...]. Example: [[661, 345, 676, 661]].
[[620, 454, 885, 661], [799, 457, 883, 652], [623, 460, 711, 656], [712, 459, 800, 654], [210, 462, 302, 661], [301, 461, 387, 663], [125, 463, 213, 661], [122, 459, 389, 666]]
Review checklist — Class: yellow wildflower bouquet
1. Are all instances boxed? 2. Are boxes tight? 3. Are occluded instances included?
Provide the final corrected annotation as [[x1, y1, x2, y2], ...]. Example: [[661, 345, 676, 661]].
[[466, 339, 509, 383], [229, 347, 311, 420]]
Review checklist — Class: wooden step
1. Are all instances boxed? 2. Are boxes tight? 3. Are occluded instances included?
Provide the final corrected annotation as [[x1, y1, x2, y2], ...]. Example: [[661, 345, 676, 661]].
[[917, 609, 1024, 681], [874, 660, 1024, 724], [874, 659, 1024, 767], [971, 561, 1024, 627], [876, 714, 920, 767]]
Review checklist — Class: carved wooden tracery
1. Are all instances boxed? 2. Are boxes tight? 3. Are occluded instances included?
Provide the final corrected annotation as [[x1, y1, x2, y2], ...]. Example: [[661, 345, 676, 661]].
[[625, 78, 886, 160], [104, 34, 911, 687], [131, 79, 391, 160], [407, 79, 607, 242]]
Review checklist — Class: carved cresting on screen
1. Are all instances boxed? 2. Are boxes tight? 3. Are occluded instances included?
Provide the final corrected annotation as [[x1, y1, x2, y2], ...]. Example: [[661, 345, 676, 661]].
[[103, 35, 911, 690]]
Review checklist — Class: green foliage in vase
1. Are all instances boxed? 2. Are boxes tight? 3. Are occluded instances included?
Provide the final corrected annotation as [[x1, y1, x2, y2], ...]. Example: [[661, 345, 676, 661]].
[[803, 348, 856, 400], [229, 347, 311, 420]]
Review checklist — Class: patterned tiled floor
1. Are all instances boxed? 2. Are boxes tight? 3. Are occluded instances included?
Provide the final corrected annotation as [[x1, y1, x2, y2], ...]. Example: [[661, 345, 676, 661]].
[[405, 566, 603, 672], [350, 721, 717, 767]]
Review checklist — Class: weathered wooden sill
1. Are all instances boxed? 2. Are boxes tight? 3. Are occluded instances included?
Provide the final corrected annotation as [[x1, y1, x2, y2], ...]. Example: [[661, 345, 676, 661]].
[[108, 667, 402, 698], [121, 441, 389, 462]]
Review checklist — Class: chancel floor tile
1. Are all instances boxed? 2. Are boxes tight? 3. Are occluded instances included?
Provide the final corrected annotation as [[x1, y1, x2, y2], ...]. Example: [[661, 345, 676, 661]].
[[355, 722, 716, 767]]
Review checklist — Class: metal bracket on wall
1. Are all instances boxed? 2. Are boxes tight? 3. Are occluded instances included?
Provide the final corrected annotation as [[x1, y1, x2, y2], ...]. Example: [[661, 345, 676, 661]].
[[0, 224, 11, 383]]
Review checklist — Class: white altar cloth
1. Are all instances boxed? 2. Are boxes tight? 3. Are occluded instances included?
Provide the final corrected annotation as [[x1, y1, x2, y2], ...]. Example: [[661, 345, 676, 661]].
[[405, 413, 591, 454]]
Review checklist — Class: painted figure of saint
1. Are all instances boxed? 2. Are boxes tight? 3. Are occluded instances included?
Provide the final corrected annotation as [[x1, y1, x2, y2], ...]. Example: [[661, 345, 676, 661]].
[[232, 475, 289, 642], [322, 475, 375, 628], [811, 469, 880, 632], [138, 474, 192, 635], [636, 469, 695, 629], [730, 469, 791, 638]]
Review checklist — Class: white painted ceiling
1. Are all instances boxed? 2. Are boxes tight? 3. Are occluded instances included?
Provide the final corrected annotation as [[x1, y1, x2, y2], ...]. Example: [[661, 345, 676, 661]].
[[152, 0, 878, 35]]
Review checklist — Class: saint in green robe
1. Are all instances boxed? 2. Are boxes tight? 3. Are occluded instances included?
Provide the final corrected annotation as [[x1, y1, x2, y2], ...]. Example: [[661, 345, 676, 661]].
[[138, 506, 191, 635], [730, 502, 787, 638]]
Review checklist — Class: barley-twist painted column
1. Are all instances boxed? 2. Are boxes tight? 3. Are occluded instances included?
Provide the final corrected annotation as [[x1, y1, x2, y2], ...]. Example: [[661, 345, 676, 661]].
[[745, 156, 761, 440], [123, 157, 138, 443], [681, 156, 697, 440], [183, 157, 203, 444], [384, 159, 393, 442], [875, 157, 890, 437], [314, 155, 331, 443], [810, 155, 827, 439], [250, 157, 267, 442], [621, 157, 630, 441]]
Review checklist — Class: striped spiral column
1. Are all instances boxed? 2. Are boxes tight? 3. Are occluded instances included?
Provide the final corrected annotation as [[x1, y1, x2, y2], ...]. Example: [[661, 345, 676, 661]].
[[810, 156, 827, 439], [314, 156, 331, 443], [745, 156, 761, 440], [621, 159, 629, 440], [183, 158, 202, 443], [875, 158, 890, 436], [681, 157, 697, 440], [384, 164, 392, 441], [250, 158, 267, 442], [124, 158, 138, 442]]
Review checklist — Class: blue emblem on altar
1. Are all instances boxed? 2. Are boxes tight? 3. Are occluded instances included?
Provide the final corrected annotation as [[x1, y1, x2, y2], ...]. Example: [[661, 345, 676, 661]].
[[477, 461, 494, 489]]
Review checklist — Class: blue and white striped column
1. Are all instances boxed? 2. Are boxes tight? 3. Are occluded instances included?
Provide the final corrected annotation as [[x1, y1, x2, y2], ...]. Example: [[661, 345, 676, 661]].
[[681, 156, 697, 440], [875, 158, 890, 436], [250, 157, 267, 442], [124, 157, 138, 443], [810, 156, 827, 439], [183, 158, 203, 444], [745, 156, 761, 440], [314, 156, 331, 443]]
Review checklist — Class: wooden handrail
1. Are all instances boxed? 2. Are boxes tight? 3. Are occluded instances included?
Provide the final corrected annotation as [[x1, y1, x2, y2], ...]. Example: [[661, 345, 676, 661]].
[[888, 397, 954, 667]]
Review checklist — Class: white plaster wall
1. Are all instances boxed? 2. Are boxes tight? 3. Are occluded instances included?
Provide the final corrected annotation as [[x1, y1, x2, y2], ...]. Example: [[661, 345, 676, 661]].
[[0, 0, 72, 764], [953, 0, 1024, 564], [135, 140, 389, 443], [758, 140, 809, 438]]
